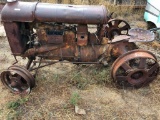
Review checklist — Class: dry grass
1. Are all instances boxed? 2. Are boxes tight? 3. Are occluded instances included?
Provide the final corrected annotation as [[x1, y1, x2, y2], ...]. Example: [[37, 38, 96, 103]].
[[1, 1, 160, 120]]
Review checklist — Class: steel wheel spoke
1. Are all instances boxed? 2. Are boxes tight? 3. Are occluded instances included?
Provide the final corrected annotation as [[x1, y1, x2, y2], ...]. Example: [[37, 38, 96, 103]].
[[114, 20, 121, 27], [121, 63, 132, 71], [16, 77, 28, 87], [116, 75, 128, 81], [147, 76, 156, 81], [119, 25, 129, 32], [138, 58, 146, 69], [108, 22, 113, 27], [10, 76, 17, 86], [148, 63, 159, 75]]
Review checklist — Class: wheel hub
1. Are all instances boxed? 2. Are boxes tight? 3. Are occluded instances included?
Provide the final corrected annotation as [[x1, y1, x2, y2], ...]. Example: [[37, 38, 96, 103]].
[[131, 70, 144, 79], [128, 69, 147, 85], [131, 71, 143, 79]]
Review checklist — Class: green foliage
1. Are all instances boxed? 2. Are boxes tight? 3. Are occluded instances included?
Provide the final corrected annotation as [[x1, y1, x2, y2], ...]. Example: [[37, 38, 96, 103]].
[[7, 101, 20, 110], [6, 97, 29, 120], [7, 97, 29, 110], [69, 72, 89, 90], [70, 92, 80, 106], [91, 66, 111, 85]]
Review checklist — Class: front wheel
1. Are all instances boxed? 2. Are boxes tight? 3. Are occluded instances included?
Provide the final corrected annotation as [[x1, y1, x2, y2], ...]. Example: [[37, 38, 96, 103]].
[[1, 65, 35, 94]]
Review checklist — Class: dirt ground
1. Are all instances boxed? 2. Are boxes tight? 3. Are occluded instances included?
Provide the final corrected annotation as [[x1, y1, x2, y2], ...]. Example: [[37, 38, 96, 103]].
[[0, 11, 160, 120]]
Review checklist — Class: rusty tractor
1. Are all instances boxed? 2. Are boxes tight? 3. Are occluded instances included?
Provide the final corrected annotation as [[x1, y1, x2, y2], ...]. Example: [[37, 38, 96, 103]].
[[0, 0, 159, 94]]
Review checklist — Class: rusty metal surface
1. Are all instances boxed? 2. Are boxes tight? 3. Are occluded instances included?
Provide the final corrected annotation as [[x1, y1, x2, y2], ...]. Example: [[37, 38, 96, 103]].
[[1, 1, 108, 24], [39, 45, 76, 61], [1, 65, 35, 94], [128, 28, 155, 42], [35, 3, 108, 24], [64, 31, 76, 45], [88, 33, 100, 45], [77, 24, 88, 46], [111, 49, 159, 88], [105, 19, 131, 40], [24, 45, 64, 57], [47, 35, 63, 44], [79, 45, 108, 62], [37, 23, 65, 44], [36, 45, 107, 63], [37, 29, 48, 42], [24, 44, 109, 62], [1, 1, 37, 22], [96, 25, 106, 41], [111, 41, 137, 57], [0, 0, 147, 14], [3, 22, 25, 55]]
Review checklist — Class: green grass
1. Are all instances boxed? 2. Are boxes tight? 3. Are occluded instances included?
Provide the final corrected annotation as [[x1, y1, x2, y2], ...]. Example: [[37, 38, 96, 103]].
[[7, 97, 29, 110], [70, 92, 80, 106]]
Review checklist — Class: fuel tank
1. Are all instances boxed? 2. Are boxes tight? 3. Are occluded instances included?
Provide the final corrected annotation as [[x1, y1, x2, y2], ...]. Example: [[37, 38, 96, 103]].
[[1, 1, 108, 24]]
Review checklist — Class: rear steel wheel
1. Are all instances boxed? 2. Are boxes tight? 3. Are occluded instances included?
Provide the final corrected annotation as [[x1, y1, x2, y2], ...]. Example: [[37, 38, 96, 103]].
[[111, 49, 159, 88], [1, 65, 35, 94], [105, 19, 130, 40]]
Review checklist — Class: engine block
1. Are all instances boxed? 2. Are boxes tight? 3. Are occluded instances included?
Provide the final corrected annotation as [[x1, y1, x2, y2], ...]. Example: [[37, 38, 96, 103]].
[[36, 23, 65, 44]]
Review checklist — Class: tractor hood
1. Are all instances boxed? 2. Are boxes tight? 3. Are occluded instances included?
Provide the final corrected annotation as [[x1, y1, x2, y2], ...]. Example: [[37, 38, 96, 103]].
[[1, 1, 108, 24]]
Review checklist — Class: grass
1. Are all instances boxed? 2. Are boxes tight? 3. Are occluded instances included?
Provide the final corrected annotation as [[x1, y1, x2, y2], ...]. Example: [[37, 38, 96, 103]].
[[1, 97, 30, 120], [69, 92, 80, 106], [7, 97, 29, 110]]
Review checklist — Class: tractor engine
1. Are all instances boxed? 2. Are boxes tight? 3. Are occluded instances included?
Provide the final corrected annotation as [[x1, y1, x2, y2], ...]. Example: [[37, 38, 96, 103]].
[[31, 23, 111, 62], [0, 0, 159, 94]]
